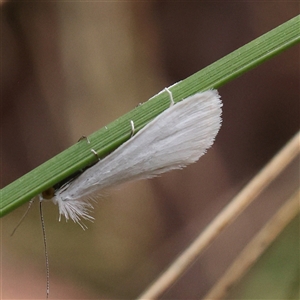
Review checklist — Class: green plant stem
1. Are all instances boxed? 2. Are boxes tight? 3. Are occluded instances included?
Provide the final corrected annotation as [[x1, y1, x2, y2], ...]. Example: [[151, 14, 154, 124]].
[[1, 15, 299, 218]]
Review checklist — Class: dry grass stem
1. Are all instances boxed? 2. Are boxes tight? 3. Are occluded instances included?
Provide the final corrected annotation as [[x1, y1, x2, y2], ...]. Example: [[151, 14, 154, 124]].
[[203, 188, 300, 299], [137, 131, 300, 300]]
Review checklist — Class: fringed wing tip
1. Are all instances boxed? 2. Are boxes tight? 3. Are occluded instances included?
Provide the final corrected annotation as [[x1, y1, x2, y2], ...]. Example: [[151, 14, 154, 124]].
[[53, 195, 95, 229]]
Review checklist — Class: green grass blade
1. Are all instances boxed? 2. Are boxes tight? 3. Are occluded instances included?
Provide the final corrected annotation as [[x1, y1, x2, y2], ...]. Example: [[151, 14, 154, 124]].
[[1, 15, 299, 218]]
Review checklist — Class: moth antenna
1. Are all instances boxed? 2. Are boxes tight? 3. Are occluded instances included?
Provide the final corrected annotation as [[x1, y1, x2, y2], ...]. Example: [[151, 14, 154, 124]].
[[39, 200, 50, 299], [130, 120, 135, 137], [10, 199, 35, 236], [164, 87, 174, 106]]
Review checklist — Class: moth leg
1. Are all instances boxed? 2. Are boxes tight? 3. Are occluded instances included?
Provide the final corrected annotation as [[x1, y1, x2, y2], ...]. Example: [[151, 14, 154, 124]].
[[164, 87, 175, 107], [78, 135, 90, 144], [79, 136, 100, 161], [130, 120, 135, 137], [91, 149, 100, 161]]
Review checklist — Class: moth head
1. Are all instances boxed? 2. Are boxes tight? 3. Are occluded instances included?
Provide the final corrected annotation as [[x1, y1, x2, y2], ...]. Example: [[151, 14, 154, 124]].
[[41, 187, 55, 200]]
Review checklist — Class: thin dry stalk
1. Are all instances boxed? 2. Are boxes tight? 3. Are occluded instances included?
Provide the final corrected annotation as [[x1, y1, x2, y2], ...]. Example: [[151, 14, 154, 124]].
[[137, 131, 300, 300], [204, 188, 300, 299]]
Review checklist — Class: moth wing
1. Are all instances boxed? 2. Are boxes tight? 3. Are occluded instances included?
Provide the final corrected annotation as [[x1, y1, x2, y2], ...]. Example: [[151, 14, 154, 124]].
[[60, 90, 222, 201]]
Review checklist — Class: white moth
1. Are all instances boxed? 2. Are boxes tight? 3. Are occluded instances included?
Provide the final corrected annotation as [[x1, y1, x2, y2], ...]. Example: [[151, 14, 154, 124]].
[[40, 89, 222, 228]]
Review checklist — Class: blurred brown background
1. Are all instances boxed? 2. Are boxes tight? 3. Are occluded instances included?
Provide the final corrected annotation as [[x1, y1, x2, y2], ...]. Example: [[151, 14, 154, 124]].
[[1, 2, 299, 299]]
